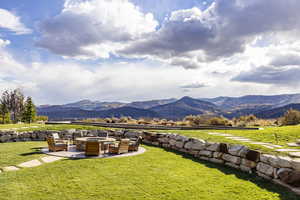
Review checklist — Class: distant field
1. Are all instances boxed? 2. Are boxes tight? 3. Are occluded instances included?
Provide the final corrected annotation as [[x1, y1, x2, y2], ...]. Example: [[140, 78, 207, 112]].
[[0, 123, 112, 132]]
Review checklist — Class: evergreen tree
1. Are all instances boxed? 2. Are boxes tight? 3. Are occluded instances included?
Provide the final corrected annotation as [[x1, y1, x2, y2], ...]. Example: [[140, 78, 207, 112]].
[[22, 97, 36, 123]]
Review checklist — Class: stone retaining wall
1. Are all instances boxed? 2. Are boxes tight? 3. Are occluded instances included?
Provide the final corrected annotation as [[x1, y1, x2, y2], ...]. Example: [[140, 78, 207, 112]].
[[0, 129, 299, 195]]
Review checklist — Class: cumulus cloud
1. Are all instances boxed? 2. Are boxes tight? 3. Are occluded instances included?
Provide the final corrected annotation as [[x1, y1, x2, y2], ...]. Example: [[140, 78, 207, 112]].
[[0, 8, 32, 34], [119, 0, 300, 68], [232, 65, 300, 85], [36, 0, 158, 59], [0, 39, 10, 47], [270, 54, 300, 67], [36, 0, 300, 69]]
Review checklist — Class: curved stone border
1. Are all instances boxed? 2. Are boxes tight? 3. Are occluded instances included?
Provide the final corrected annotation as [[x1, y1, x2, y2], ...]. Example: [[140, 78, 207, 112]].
[[41, 146, 146, 159]]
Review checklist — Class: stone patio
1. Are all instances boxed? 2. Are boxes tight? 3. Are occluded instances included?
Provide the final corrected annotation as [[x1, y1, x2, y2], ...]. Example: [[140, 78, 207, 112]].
[[41, 145, 146, 159]]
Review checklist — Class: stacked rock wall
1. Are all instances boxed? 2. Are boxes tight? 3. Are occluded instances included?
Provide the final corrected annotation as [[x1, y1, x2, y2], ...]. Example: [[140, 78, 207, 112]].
[[0, 129, 299, 194], [141, 131, 300, 195]]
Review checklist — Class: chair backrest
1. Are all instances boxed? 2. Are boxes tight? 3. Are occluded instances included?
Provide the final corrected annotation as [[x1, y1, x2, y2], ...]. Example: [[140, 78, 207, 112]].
[[52, 133, 60, 140], [118, 139, 130, 154], [85, 141, 100, 156], [136, 136, 142, 146], [47, 137, 55, 150]]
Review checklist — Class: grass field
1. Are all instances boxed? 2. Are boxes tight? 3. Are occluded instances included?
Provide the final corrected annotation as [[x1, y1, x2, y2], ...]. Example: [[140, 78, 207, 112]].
[[158, 125, 300, 155], [0, 144, 298, 200], [0, 123, 112, 132], [0, 141, 46, 168]]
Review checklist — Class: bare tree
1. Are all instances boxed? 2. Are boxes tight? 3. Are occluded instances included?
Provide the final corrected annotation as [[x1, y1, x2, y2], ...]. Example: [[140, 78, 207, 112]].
[[0, 89, 25, 123]]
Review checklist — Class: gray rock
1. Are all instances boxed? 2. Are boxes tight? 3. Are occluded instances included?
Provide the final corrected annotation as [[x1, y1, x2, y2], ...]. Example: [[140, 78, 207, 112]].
[[175, 141, 185, 148], [213, 152, 223, 159], [169, 139, 176, 146], [276, 168, 293, 180], [228, 145, 245, 156], [260, 154, 276, 164], [225, 162, 240, 169], [209, 158, 224, 164], [206, 143, 220, 151], [222, 154, 241, 165], [175, 135, 189, 142], [199, 156, 210, 161], [256, 162, 275, 177], [184, 140, 206, 150], [257, 172, 272, 180], [291, 158, 300, 170], [198, 150, 213, 157]]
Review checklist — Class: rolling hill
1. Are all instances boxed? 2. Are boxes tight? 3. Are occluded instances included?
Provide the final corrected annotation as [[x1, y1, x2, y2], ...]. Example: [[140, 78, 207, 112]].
[[38, 105, 158, 120], [255, 103, 300, 119], [37, 93, 300, 120], [150, 96, 220, 120]]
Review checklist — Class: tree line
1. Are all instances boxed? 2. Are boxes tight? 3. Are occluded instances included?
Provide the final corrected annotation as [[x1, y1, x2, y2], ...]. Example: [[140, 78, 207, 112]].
[[0, 89, 36, 124]]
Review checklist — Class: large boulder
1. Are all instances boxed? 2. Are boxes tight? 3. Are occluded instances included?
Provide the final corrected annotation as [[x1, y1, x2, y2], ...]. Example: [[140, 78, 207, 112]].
[[260, 154, 276, 164], [271, 156, 292, 168], [206, 143, 220, 152], [184, 139, 206, 150], [169, 139, 177, 146], [256, 162, 275, 177], [291, 158, 300, 171], [198, 150, 213, 157], [228, 145, 245, 156], [277, 168, 300, 187], [175, 141, 185, 149], [175, 135, 189, 142], [222, 154, 241, 165]]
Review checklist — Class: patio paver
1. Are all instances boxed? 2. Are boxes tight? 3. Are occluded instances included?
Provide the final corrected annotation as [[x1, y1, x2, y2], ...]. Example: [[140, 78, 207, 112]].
[[40, 156, 64, 163], [289, 152, 300, 158], [17, 159, 42, 168], [275, 149, 300, 152], [2, 166, 20, 172], [288, 143, 300, 147], [261, 145, 275, 149]]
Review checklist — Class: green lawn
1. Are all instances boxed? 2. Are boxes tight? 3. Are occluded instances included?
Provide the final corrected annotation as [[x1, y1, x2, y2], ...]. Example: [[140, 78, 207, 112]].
[[0, 145, 298, 200], [158, 125, 300, 155], [0, 123, 44, 130], [0, 123, 113, 132], [0, 141, 46, 168]]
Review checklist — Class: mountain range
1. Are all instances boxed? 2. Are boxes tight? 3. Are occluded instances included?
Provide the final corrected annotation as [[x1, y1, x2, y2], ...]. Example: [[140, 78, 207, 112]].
[[37, 94, 300, 120]]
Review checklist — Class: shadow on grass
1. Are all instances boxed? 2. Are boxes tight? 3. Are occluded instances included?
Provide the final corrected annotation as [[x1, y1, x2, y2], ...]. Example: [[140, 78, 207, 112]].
[[145, 144, 299, 200], [19, 147, 44, 156]]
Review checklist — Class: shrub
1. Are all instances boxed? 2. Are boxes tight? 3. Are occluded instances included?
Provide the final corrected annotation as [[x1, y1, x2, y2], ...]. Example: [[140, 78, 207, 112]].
[[208, 117, 230, 126], [35, 115, 48, 122], [280, 109, 300, 125], [184, 115, 207, 126]]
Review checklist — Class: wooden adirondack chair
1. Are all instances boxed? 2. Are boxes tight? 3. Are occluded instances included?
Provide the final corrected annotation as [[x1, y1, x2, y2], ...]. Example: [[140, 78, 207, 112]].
[[109, 139, 130, 154], [129, 136, 142, 151], [52, 133, 69, 143], [47, 137, 68, 152]]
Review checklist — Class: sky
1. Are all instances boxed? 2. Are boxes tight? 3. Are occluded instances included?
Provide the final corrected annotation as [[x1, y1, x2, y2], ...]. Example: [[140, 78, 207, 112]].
[[1, 0, 300, 105]]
